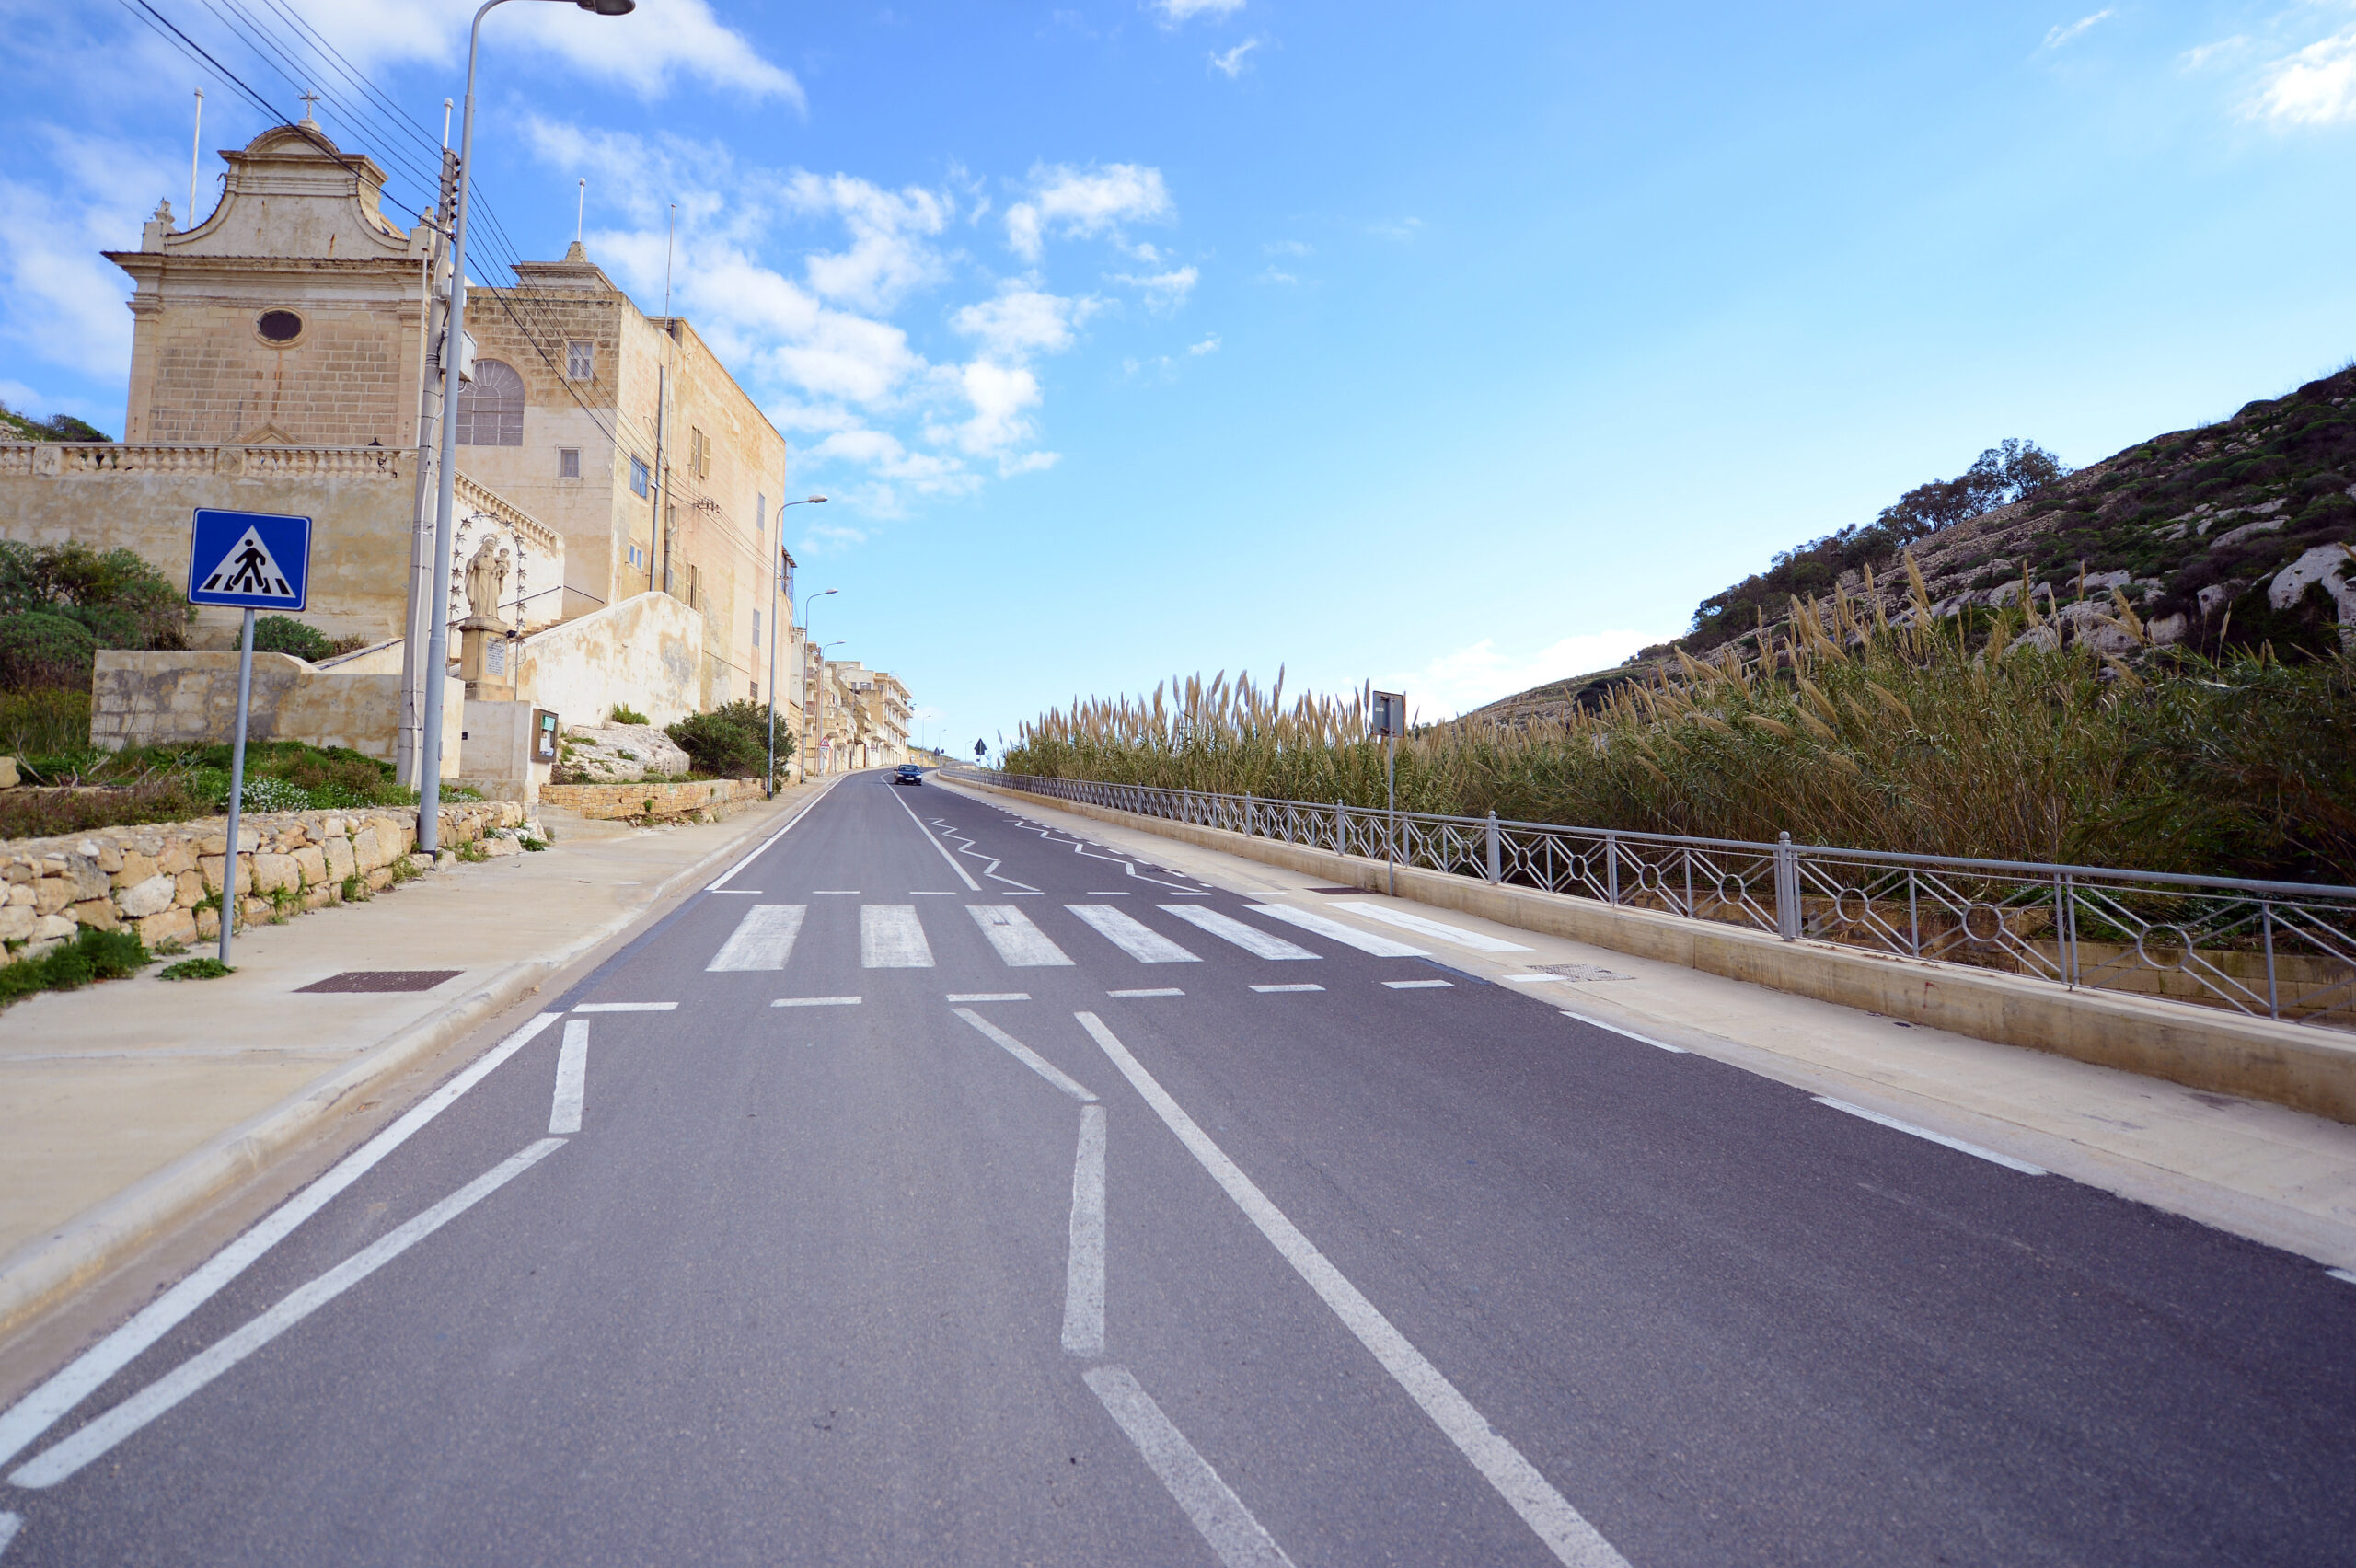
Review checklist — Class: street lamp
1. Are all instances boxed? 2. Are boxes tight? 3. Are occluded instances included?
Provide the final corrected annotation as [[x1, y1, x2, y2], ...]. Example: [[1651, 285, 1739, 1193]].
[[766, 497, 824, 796], [418, 0, 635, 855], [800, 589, 837, 779]]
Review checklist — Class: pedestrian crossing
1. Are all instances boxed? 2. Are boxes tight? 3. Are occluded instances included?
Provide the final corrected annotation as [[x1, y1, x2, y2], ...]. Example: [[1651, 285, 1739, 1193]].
[[703, 896, 1458, 975]]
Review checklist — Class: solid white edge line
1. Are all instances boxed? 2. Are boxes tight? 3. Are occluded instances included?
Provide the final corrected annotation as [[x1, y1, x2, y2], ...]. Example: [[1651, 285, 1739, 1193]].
[[1383, 979, 1452, 989], [1557, 1011, 1689, 1054], [771, 996, 862, 1008], [952, 1009, 1098, 1103], [1084, 1365, 1295, 1568], [889, 784, 981, 891], [947, 992, 1032, 1002], [549, 1020, 588, 1136], [0, 1010, 561, 1470], [1077, 1011, 1631, 1568], [572, 1001, 677, 1012], [1063, 1104, 1107, 1357], [11, 1138, 568, 1489], [0, 1511, 18, 1556], [1813, 1097, 2049, 1175], [705, 778, 836, 891], [2327, 1268, 2356, 1286]]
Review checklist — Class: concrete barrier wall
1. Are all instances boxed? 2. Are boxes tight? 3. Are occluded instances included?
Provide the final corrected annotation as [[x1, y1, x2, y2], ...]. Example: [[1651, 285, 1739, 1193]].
[[952, 778, 2356, 1125], [90, 649, 463, 775], [513, 590, 703, 729]]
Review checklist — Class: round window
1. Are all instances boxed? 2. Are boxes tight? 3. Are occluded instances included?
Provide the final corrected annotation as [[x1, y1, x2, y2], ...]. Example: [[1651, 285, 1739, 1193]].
[[257, 309, 304, 343]]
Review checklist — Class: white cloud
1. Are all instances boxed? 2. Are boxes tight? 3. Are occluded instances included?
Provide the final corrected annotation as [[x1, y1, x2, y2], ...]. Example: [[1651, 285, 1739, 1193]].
[[2040, 9, 2113, 51], [784, 173, 953, 312], [1110, 265, 1198, 311], [1151, 0, 1245, 22], [1210, 38, 1261, 77], [952, 283, 1100, 359], [1369, 216, 1426, 240], [1264, 238, 1311, 257], [274, 0, 799, 104], [1186, 334, 1220, 355], [1392, 632, 1670, 721], [940, 361, 1044, 455], [1255, 267, 1299, 285], [2253, 26, 2356, 125], [2182, 36, 2249, 71], [1006, 163, 1173, 261], [0, 128, 177, 381]]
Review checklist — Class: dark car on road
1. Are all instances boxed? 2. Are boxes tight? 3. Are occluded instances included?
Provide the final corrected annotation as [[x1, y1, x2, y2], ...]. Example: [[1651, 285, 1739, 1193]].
[[894, 763, 924, 785]]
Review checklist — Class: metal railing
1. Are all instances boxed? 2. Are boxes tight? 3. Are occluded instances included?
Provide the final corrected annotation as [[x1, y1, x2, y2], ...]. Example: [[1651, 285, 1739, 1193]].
[[948, 768, 2356, 1031]]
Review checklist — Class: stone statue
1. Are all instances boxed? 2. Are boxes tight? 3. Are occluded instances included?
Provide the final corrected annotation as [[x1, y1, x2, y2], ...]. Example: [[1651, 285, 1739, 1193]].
[[463, 539, 508, 623]]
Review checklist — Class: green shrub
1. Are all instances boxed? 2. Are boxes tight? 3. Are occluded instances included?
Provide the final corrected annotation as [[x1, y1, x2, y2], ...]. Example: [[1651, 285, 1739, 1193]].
[[0, 541, 190, 659], [0, 927, 152, 1008], [609, 703, 650, 725], [158, 956, 234, 982], [665, 700, 781, 778], [0, 687, 94, 755], [0, 611, 98, 690], [249, 616, 338, 662]]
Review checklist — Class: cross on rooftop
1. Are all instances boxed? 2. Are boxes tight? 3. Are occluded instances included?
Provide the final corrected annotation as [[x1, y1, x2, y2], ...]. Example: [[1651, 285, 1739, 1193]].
[[297, 92, 319, 123]]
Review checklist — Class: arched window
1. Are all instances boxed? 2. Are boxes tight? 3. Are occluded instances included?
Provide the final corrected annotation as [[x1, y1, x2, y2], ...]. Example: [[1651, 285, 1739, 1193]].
[[456, 359, 525, 446]]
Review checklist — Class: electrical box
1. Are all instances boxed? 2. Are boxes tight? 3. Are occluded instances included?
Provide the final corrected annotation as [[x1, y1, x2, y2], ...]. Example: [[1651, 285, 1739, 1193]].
[[533, 709, 560, 764]]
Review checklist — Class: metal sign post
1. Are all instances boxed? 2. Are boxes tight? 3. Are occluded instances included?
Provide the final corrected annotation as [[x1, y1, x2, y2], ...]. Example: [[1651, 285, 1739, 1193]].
[[1371, 690, 1406, 896], [188, 508, 313, 965]]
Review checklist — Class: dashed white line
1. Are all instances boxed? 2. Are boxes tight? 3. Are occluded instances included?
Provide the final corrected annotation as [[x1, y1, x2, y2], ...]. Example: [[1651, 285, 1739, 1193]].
[[1084, 1366, 1295, 1568], [1108, 987, 1184, 998], [1558, 1011, 1688, 1054], [1813, 1097, 2049, 1175], [948, 992, 1031, 1003], [952, 1009, 1099, 1103], [549, 1020, 587, 1136], [1085, 890, 1132, 895], [1077, 1013, 1630, 1568], [0, 1011, 560, 1471], [1384, 979, 1452, 990], [10, 1139, 568, 1490], [771, 996, 863, 1008], [573, 1001, 677, 1013], [1252, 984, 1324, 994], [1064, 1104, 1107, 1357]]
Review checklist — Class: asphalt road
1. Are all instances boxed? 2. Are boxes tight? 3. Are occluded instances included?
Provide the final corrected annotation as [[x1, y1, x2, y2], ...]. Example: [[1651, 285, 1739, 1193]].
[[2, 772, 2352, 1566]]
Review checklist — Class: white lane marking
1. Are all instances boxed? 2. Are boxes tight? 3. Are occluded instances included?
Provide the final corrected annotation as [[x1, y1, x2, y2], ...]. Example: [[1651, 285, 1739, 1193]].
[[1085, 890, 1132, 895], [1247, 903, 1428, 958], [1329, 901, 1534, 953], [1813, 1097, 2049, 1175], [2327, 1268, 2356, 1286], [1109, 987, 1184, 998], [1251, 984, 1324, 994], [1384, 979, 1453, 990], [549, 1020, 588, 1136], [861, 905, 935, 968], [969, 905, 1076, 967], [705, 780, 834, 890], [11, 1139, 568, 1489], [1084, 1366, 1296, 1568], [772, 996, 862, 1008], [1064, 1103, 1107, 1357], [573, 1001, 676, 1013], [952, 1009, 1098, 1103], [0, 1512, 18, 1556], [707, 905, 808, 972], [889, 784, 982, 891], [710, 889, 762, 894], [1069, 905, 1201, 964], [1077, 1012, 1630, 1568], [1159, 905, 1321, 961], [909, 890, 960, 895], [1504, 974, 1565, 985], [814, 889, 861, 894], [0, 1011, 560, 1470], [948, 992, 1031, 1003], [1558, 1011, 1688, 1053]]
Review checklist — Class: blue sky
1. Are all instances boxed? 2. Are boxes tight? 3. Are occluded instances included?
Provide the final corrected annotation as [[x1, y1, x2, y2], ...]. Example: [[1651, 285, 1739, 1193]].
[[6, 2, 2356, 748]]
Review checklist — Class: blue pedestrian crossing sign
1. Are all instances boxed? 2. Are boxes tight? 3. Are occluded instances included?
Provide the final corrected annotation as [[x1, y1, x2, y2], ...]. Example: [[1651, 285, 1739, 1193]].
[[187, 508, 311, 611]]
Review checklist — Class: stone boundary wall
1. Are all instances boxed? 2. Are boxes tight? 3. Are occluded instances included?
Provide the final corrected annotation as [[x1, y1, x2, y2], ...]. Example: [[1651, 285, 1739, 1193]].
[[538, 778, 764, 823], [0, 800, 527, 963], [91, 650, 465, 767]]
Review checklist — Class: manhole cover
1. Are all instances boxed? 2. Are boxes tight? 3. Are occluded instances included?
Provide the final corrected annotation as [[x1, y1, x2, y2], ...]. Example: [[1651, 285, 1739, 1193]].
[[1539, 963, 1634, 982], [294, 970, 463, 994]]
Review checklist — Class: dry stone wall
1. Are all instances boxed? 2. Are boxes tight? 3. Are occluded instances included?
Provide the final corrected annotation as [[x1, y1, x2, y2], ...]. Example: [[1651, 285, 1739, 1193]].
[[537, 778, 762, 824], [0, 800, 527, 963]]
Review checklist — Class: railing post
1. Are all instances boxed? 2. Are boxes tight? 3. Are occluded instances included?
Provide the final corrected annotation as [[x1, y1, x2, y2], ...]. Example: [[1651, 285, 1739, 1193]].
[[1774, 831, 1799, 940], [2262, 898, 2279, 1020], [1485, 810, 1500, 883], [1335, 800, 1345, 855], [1605, 831, 1620, 905], [1244, 792, 1255, 837]]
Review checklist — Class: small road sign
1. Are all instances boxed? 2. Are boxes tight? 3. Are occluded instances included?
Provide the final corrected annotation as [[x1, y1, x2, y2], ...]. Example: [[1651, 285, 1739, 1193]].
[[188, 508, 312, 611], [1370, 690, 1407, 738]]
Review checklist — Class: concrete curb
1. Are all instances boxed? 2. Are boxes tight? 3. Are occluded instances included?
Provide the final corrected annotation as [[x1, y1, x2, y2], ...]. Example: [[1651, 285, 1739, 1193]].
[[0, 777, 841, 1342], [947, 778, 2356, 1125]]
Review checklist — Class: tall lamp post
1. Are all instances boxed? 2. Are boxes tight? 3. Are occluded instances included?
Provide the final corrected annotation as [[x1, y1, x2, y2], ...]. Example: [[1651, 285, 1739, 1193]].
[[766, 496, 824, 796], [800, 589, 837, 780], [419, 0, 635, 855]]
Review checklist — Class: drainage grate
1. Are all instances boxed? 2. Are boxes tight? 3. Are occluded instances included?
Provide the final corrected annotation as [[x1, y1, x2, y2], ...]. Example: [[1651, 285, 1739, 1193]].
[[294, 970, 463, 994]]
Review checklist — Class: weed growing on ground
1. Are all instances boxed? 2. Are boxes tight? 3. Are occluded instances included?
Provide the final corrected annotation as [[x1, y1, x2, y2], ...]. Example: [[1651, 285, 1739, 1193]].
[[158, 956, 233, 981], [0, 927, 152, 1006]]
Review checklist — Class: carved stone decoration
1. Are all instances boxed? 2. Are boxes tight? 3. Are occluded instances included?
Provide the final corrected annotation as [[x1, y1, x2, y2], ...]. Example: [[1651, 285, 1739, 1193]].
[[463, 537, 509, 624]]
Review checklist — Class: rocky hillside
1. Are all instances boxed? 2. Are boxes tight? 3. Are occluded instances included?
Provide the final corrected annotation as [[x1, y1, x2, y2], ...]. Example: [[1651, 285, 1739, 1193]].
[[1474, 363, 2356, 722]]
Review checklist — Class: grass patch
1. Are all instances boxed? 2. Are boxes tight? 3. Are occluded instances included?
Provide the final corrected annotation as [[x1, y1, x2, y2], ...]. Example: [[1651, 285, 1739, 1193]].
[[0, 737, 420, 839], [157, 955, 233, 981], [0, 927, 152, 1007]]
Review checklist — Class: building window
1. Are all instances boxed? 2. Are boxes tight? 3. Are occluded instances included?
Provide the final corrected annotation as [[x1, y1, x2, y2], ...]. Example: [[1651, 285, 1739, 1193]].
[[455, 359, 525, 445], [752, 609, 760, 648], [689, 427, 710, 479], [630, 456, 649, 497], [628, 543, 642, 569], [565, 340, 594, 380], [256, 309, 303, 343], [558, 447, 581, 479], [756, 492, 767, 544]]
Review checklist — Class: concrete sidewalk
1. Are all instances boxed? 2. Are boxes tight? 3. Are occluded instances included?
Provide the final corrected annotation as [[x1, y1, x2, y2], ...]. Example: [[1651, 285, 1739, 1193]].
[[0, 777, 837, 1339], [942, 780, 2356, 1276]]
